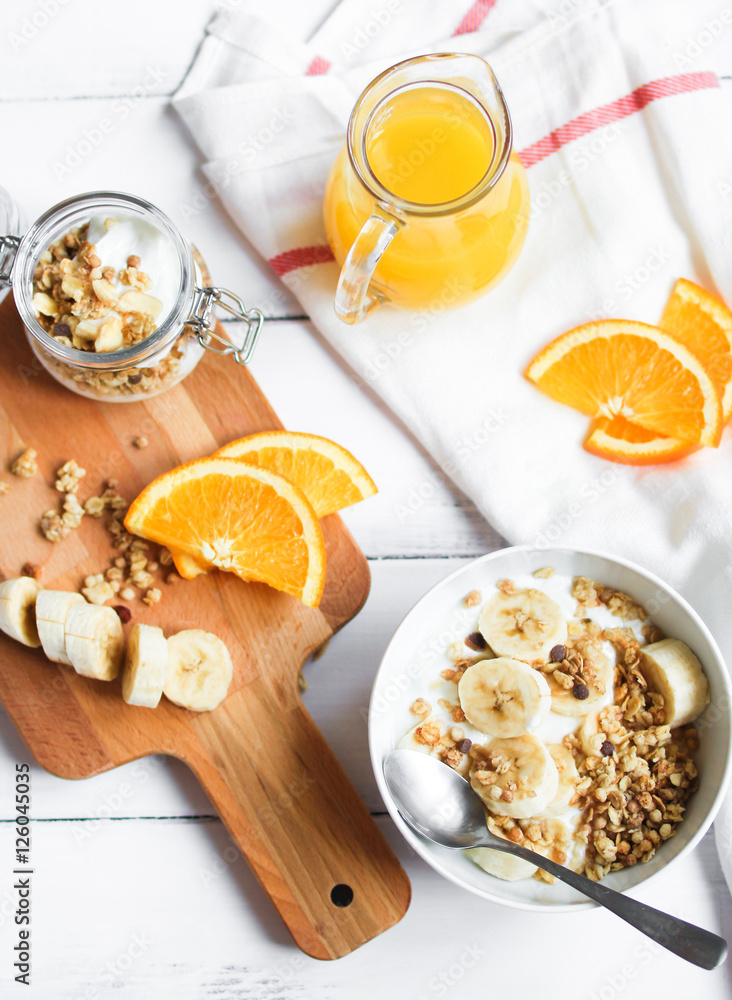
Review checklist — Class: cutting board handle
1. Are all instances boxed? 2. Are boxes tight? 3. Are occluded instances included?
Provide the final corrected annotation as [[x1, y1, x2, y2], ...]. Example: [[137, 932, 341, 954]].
[[187, 678, 410, 959]]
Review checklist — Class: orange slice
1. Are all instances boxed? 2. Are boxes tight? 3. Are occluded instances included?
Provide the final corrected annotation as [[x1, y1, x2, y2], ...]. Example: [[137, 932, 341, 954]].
[[659, 278, 732, 422], [525, 320, 722, 447], [584, 416, 699, 466], [124, 458, 326, 608], [171, 431, 377, 580], [217, 431, 378, 515]]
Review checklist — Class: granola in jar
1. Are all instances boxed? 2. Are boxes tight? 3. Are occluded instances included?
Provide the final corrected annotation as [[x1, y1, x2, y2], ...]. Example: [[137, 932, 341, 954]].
[[5, 192, 263, 402]]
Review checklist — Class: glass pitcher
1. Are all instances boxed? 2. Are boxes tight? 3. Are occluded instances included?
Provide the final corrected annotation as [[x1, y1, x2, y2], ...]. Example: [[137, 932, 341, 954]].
[[323, 53, 529, 324]]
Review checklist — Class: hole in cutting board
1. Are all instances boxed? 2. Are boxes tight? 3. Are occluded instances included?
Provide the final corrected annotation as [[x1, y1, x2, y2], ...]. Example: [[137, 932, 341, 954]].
[[330, 883, 354, 907]]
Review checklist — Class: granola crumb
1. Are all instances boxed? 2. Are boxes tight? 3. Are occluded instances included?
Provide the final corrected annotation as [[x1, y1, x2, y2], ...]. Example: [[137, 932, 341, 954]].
[[54, 459, 86, 494], [642, 623, 665, 644], [166, 572, 180, 585], [0, 482, 8, 495], [11, 448, 38, 478], [410, 698, 431, 717], [159, 548, 173, 566], [83, 496, 106, 518], [532, 566, 555, 579], [142, 587, 161, 606], [496, 578, 516, 595], [119, 586, 136, 601], [463, 589, 482, 607], [81, 575, 115, 605], [133, 436, 149, 449], [40, 509, 69, 543], [415, 721, 441, 746]]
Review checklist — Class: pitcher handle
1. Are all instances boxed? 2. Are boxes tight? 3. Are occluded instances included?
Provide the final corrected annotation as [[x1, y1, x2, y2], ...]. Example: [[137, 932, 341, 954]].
[[334, 210, 403, 324]]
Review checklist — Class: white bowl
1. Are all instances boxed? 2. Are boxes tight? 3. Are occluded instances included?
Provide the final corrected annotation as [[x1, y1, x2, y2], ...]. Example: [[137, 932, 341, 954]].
[[369, 545, 732, 911]]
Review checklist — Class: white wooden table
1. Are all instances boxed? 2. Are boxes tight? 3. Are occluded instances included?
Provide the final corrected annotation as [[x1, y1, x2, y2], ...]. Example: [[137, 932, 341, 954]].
[[0, 2, 730, 995]]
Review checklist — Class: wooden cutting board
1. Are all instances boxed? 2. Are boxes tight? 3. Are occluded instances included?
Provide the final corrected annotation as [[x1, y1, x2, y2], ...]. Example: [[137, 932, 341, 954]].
[[0, 294, 410, 959]]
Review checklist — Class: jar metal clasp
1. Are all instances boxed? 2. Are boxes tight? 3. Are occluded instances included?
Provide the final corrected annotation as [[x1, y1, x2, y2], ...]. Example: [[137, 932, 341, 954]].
[[189, 286, 264, 366], [0, 235, 20, 286]]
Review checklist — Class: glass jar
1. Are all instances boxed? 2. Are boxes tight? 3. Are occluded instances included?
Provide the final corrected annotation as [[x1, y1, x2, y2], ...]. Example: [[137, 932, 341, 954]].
[[0, 191, 263, 401]]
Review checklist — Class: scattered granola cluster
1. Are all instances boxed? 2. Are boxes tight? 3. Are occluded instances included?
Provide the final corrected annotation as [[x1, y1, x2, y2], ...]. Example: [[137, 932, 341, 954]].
[[572, 575, 647, 623], [564, 624, 697, 881], [11, 448, 38, 478], [409, 699, 472, 772], [537, 620, 606, 700], [40, 459, 88, 543], [5, 444, 177, 608]]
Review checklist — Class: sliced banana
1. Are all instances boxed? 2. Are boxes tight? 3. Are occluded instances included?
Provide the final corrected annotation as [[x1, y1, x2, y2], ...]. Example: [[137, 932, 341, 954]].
[[470, 735, 559, 819], [123, 624, 167, 708], [36, 590, 85, 664], [164, 629, 233, 712], [538, 743, 578, 817], [529, 817, 573, 866], [578, 705, 623, 757], [641, 638, 710, 727], [467, 846, 538, 881], [478, 588, 567, 662], [458, 657, 551, 737], [0, 577, 42, 647], [545, 648, 613, 717], [65, 603, 124, 681]]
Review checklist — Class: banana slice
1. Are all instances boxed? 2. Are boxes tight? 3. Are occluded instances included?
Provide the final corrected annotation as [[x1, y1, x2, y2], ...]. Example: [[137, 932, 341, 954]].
[[458, 657, 551, 737], [530, 817, 573, 866], [577, 705, 623, 757], [545, 649, 613, 717], [123, 624, 167, 708], [478, 588, 567, 662], [641, 638, 710, 727], [36, 590, 85, 664], [468, 816, 573, 880], [164, 629, 233, 712], [0, 577, 42, 647], [537, 743, 578, 817], [467, 847, 538, 881], [470, 735, 559, 819], [65, 604, 124, 681]]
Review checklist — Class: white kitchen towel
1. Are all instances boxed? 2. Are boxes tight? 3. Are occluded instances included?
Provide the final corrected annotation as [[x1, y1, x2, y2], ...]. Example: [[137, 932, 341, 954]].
[[174, 0, 732, 884]]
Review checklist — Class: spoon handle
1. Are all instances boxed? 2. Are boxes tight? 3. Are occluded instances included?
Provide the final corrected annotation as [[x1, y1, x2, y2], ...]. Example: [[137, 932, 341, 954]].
[[486, 842, 727, 970]]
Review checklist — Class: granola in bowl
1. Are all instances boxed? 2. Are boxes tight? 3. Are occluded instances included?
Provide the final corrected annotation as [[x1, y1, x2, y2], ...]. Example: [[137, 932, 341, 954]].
[[382, 554, 720, 900]]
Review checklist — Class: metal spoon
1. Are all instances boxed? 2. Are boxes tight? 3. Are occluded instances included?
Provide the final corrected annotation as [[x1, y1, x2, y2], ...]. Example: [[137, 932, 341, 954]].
[[383, 749, 728, 970]]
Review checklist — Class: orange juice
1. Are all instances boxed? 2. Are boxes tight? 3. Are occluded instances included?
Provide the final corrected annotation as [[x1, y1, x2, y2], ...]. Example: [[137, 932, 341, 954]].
[[324, 81, 529, 313], [366, 85, 495, 204]]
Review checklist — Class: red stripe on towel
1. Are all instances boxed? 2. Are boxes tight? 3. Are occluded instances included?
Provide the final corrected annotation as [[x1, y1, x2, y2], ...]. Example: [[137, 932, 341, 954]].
[[269, 244, 336, 277], [518, 71, 719, 168], [453, 0, 499, 35], [305, 55, 331, 75]]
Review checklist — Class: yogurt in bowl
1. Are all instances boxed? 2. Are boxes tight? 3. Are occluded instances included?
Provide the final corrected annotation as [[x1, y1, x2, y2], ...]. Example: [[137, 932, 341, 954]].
[[369, 546, 732, 910]]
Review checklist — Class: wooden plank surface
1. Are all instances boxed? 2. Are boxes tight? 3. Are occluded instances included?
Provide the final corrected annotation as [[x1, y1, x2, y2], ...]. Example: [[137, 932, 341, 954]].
[[0, 294, 409, 959], [0, 0, 730, 994]]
